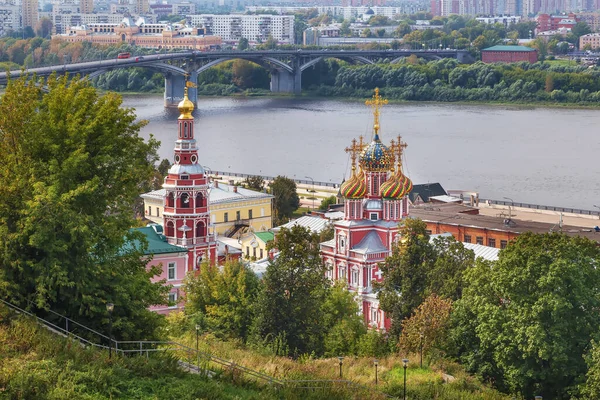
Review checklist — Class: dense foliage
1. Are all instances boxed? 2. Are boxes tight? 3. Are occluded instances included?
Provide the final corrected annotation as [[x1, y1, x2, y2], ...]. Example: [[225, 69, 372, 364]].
[[0, 75, 166, 341], [448, 233, 600, 399], [269, 176, 301, 225]]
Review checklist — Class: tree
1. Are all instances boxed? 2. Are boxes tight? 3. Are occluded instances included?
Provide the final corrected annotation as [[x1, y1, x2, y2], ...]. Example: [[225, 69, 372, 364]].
[[185, 260, 260, 341], [265, 35, 278, 50], [375, 218, 436, 338], [0, 75, 166, 340], [244, 175, 265, 192], [319, 195, 337, 211], [361, 28, 373, 38], [340, 20, 351, 36], [238, 37, 249, 50], [571, 22, 592, 41], [376, 29, 386, 38], [322, 281, 367, 356], [451, 233, 600, 399], [398, 294, 452, 360], [35, 17, 53, 38], [368, 15, 391, 26], [269, 176, 300, 225], [394, 22, 412, 38], [427, 236, 474, 300], [251, 225, 328, 357]]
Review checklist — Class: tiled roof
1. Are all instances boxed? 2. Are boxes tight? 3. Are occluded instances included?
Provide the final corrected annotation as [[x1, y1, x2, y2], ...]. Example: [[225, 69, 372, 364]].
[[409, 183, 447, 203]]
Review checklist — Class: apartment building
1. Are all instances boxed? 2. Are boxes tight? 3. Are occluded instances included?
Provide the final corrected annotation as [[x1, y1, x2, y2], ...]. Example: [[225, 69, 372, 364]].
[[0, 3, 20, 36], [188, 14, 294, 44]]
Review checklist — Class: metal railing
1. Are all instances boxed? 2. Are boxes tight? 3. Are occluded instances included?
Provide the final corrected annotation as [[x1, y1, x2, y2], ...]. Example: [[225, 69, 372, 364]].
[[482, 198, 600, 218], [210, 170, 340, 189], [0, 298, 394, 398]]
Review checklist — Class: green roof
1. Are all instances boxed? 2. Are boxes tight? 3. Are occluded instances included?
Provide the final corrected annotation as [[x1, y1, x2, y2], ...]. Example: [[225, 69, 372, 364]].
[[130, 226, 186, 255], [482, 45, 536, 52], [254, 231, 274, 244]]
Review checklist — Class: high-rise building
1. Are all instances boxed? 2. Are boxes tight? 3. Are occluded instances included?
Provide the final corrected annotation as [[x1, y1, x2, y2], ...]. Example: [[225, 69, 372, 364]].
[[21, 0, 38, 28], [136, 0, 148, 14], [79, 0, 93, 14], [188, 14, 295, 44], [0, 3, 20, 35]]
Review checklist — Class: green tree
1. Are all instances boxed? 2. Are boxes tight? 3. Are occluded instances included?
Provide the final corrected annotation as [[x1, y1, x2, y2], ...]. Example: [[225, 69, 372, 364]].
[[35, 17, 53, 38], [251, 225, 328, 357], [269, 176, 300, 225], [340, 20, 351, 36], [185, 260, 260, 341], [265, 35, 278, 49], [319, 195, 337, 211], [427, 236, 474, 300], [451, 233, 600, 399], [375, 218, 436, 338], [322, 281, 367, 356], [238, 37, 249, 50], [244, 175, 265, 192], [0, 75, 166, 340], [571, 22, 592, 41]]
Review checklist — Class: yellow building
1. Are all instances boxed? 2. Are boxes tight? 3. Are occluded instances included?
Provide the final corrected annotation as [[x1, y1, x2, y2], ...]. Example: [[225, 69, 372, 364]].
[[239, 231, 274, 261], [141, 180, 273, 237]]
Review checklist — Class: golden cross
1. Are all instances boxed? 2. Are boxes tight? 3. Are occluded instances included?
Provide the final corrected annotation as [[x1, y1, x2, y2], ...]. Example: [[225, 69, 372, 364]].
[[365, 88, 388, 136], [389, 135, 408, 167]]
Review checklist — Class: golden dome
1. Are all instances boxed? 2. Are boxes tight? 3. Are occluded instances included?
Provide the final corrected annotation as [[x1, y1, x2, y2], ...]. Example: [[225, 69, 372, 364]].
[[178, 87, 194, 120]]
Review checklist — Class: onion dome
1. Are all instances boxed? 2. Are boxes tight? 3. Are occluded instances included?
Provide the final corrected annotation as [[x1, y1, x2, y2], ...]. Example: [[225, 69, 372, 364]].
[[359, 133, 394, 172], [380, 165, 413, 199], [178, 87, 194, 120], [340, 167, 367, 199]]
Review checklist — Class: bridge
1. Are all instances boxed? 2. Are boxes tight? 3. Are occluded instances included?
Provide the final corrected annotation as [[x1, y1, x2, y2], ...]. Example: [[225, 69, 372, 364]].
[[0, 49, 470, 108]]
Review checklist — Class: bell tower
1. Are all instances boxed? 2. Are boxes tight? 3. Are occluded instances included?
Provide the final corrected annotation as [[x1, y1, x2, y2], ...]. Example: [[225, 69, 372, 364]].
[[162, 79, 216, 269]]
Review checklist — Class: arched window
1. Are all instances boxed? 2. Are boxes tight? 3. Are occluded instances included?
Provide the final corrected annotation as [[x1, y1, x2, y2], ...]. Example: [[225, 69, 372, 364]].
[[180, 193, 190, 208], [183, 122, 188, 138], [196, 192, 205, 208], [166, 192, 175, 207], [165, 221, 175, 237], [196, 221, 206, 238]]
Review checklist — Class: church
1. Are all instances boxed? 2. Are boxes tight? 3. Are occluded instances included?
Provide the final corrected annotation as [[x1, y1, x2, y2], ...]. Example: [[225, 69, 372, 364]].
[[320, 89, 413, 331]]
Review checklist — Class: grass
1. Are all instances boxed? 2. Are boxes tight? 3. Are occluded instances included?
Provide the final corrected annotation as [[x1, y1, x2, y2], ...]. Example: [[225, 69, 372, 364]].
[[170, 331, 511, 400]]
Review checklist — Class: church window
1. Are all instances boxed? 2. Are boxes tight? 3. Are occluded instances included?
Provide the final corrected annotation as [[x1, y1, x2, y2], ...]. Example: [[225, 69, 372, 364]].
[[339, 235, 346, 251], [370, 306, 378, 323], [183, 122, 188, 138], [167, 262, 176, 280], [501, 240, 508, 249], [351, 268, 359, 287], [196, 193, 204, 208], [148, 206, 152, 216], [338, 265, 346, 280], [476, 236, 483, 245], [196, 222, 206, 238], [167, 192, 175, 207], [464, 235, 471, 243], [366, 266, 373, 288], [370, 213, 378, 221], [488, 238, 496, 248]]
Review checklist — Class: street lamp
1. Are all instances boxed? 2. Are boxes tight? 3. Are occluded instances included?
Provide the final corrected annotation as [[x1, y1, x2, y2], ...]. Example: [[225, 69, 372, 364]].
[[305, 176, 315, 210], [374, 359, 378, 385], [503, 196, 514, 223], [419, 332, 424, 368], [106, 303, 114, 359], [422, 43, 425, 51], [195, 324, 200, 369], [338, 356, 344, 379], [402, 358, 409, 400]]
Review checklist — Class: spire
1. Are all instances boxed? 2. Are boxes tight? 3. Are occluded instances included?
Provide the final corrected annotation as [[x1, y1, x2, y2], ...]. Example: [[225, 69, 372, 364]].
[[178, 79, 195, 120], [365, 88, 388, 138]]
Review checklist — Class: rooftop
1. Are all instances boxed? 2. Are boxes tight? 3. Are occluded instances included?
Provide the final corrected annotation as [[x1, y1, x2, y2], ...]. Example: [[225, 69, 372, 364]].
[[482, 45, 537, 52], [141, 181, 273, 205], [129, 225, 186, 255], [410, 203, 600, 242], [274, 215, 331, 233]]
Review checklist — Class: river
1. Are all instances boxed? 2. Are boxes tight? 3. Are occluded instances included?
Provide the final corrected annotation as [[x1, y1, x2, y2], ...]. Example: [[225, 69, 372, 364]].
[[121, 94, 600, 211]]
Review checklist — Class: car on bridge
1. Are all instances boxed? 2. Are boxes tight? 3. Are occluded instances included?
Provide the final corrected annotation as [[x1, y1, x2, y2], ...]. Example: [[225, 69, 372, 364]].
[[135, 56, 144, 62]]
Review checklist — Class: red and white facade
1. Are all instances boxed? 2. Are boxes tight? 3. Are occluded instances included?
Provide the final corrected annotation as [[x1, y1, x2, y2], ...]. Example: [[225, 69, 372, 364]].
[[320, 89, 413, 331], [162, 85, 217, 270]]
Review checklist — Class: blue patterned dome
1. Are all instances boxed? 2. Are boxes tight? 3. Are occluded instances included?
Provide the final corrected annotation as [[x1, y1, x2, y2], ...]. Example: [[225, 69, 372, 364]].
[[359, 133, 393, 172]]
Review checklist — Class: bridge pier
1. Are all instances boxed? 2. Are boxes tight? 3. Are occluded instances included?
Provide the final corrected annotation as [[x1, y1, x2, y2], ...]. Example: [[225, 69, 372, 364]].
[[270, 68, 301, 95], [164, 71, 197, 108]]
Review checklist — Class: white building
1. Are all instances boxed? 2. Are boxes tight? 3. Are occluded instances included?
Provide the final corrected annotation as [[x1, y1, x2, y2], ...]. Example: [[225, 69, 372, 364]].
[[476, 15, 522, 27], [0, 3, 20, 35], [245, 6, 406, 21], [172, 2, 194, 16], [187, 14, 294, 44], [49, 12, 155, 34]]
